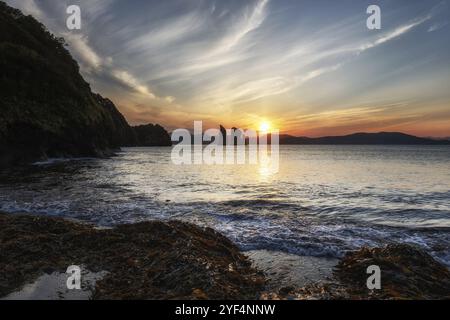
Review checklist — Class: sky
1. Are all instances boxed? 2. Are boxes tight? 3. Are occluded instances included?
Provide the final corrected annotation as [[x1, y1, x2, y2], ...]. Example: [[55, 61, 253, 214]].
[[6, 0, 450, 137]]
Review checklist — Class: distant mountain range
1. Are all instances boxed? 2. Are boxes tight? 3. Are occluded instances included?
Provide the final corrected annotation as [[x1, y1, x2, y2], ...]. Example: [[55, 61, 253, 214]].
[[279, 132, 450, 145], [196, 127, 450, 145]]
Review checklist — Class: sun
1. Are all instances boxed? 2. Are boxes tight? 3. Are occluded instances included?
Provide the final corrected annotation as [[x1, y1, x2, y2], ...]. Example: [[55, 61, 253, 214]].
[[259, 121, 271, 133]]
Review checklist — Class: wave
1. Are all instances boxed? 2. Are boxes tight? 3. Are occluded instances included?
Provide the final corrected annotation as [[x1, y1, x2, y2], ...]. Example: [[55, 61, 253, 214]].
[[32, 157, 96, 166]]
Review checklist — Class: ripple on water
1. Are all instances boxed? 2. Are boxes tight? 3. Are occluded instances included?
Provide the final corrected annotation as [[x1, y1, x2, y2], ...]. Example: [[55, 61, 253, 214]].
[[0, 146, 449, 267]]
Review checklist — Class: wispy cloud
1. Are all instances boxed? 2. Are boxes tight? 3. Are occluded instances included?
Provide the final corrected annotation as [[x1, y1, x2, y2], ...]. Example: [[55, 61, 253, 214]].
[[63, 33, 159, 99], [14, 0, 42, 18], [62, 33, 102, 70], [198, 13, 432, 108], [428, 21, 448, 32], [4, 0, 449, 136], [358, 15, 432, 52], [208, 0, 269, 55]]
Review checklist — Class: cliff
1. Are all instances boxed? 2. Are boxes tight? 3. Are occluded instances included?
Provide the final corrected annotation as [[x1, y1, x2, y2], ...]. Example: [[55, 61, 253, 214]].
[[133, 124, 172, 147], [0, 2, 170, 168]]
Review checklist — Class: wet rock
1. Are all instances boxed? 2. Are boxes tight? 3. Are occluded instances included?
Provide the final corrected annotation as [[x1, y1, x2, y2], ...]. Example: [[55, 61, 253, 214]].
[[334, 244, 450, 299], [2, 212, 448, 300], [0, 212, 265, 299], [264, 244, 450, 300]]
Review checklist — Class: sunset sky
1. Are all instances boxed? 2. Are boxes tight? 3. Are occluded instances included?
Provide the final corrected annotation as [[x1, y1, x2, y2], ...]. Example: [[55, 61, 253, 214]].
[[7, 0, 450, 137]]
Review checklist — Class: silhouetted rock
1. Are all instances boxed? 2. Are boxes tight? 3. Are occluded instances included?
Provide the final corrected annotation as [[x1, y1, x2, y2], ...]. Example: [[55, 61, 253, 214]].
[[219, 125, 227, 145], [0, 2, 171, 168], [280, 132, 450, 145], [0, 2, 121, 167], [93, 94, 138, 147], [218, 125, 247, 145], [132, 124, 172, 147]]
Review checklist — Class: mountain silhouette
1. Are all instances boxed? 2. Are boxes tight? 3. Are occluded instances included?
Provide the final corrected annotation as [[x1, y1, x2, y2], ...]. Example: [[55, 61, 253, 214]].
[[0, 2, 170, 168], [279, 132, 450, 145]]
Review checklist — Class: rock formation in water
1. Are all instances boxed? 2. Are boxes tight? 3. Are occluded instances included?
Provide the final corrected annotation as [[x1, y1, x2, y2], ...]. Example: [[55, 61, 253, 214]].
[[219, 125, 227, 145], [219, 124, 246, 145], [0, 2, 170, 168]]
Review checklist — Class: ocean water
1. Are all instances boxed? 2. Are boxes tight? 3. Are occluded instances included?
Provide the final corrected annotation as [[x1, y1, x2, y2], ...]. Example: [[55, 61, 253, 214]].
[[1, 145, 449, 267]]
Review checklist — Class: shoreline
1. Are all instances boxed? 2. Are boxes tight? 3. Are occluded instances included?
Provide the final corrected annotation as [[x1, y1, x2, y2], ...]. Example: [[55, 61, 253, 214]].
[[1, 212, 449, 300]]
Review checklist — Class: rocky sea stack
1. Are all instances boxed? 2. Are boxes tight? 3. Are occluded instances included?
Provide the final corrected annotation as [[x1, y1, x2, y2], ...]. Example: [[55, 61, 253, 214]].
[[0, 2, 171, 169]]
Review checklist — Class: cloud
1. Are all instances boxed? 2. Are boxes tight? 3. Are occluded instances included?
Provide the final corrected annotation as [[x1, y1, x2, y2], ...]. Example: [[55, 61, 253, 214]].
[[288, 15, 434, 91], [209, 0, 269, 55], [358, 15, 432, 52], [296, 64, 343, 85], [128, 11, 207, 52], [165, 96, 176, 103], [6, 0, 171, 103], [4, 0, 449, 135], [209, 14, 432, 107], [62, 33, 102, 70], [216, 76, 294, 105], [428, 21, 448, 32], [150, 0, 270, 81], [61, 33, 157, 99], [111, 70, 155, 98], [9, 0, 42, 18]]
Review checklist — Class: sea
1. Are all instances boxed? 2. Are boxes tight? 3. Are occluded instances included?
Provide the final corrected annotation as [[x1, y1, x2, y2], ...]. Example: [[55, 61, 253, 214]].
[[1, 145, 449, 286]]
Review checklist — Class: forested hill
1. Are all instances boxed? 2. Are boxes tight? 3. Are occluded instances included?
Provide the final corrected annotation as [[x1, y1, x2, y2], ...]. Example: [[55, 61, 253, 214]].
[[0, 2, 170, 168]]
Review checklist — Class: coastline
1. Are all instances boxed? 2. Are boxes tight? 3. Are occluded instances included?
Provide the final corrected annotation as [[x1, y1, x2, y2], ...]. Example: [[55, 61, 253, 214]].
[[1, 212, 449, 300], [0, 212, 265, 299]]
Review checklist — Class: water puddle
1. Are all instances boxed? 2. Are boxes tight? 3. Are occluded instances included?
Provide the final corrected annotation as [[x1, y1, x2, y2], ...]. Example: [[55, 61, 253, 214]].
[[1, 267, 107, 300]]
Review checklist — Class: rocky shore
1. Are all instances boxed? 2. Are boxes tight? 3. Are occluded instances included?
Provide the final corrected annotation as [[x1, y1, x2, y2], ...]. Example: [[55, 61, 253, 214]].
[[0, 212, 264, 299], [264, 244, 450, 300], [1, 212, 449, 300], [0, 2, 172, 169]]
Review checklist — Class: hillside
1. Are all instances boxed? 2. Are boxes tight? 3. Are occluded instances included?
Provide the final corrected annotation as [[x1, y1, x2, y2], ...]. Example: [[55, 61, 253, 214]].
[[0, 2, 170, 168], [133, 124, 172, 146], [279, 132, 450, 145]]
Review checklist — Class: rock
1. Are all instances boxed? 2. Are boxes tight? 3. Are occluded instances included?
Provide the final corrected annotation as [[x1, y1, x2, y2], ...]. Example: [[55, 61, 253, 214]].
[[0, 2, 171, 169], [334, 244, 450, 299], [220, 125, 227, 145], [132, 124, 172, 147], [2, 212, 448, 300], [93, 94, 138, 147], [219, 125, 245, 145], [0, 212, 265, 299], [265, 244, 450, 300]]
